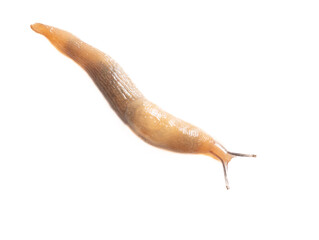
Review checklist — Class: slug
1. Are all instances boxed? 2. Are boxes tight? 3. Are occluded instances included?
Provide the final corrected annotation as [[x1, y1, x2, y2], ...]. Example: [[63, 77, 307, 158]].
[[31, 23, 256, 189]]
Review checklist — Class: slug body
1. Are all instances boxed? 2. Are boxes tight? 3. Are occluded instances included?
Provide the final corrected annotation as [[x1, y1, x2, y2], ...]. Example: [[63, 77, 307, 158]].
[[31, 23, 255, 189]]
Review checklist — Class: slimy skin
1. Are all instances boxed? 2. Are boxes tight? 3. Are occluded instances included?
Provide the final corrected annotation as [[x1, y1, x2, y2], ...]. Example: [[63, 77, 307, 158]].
[[31, 23, 255, 189]]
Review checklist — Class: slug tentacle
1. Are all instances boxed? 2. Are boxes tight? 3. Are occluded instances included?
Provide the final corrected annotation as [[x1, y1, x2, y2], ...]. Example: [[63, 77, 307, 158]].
[[221, 159, 230, 190], [31, 23, 256, 189], [228, 151, 257, 158]]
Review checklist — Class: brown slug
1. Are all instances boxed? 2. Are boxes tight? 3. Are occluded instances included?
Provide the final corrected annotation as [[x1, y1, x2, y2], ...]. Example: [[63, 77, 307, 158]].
[[31, 23, 256, 189]]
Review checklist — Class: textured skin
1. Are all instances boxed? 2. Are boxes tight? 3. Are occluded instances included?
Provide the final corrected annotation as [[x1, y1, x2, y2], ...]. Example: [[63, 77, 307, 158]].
[[30, 23, 143, 123], [84, 59, 144, 123]]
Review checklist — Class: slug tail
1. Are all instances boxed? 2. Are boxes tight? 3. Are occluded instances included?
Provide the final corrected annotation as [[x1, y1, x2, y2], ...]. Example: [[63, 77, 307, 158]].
[[30, 23, 69, 51], [30, 23, 48, 35], [30, 23, 105, 67]]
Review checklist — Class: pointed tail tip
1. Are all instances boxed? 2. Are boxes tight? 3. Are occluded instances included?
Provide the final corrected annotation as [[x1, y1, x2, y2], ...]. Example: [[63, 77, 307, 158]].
[[30, 23, 50, 35], [30, 23, 42, 33]]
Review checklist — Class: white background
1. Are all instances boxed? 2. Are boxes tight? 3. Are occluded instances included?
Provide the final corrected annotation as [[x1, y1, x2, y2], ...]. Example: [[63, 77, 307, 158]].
[[1, 0, 319, 239]]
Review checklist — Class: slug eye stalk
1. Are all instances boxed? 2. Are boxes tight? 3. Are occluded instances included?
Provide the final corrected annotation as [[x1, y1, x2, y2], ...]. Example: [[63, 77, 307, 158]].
[[221, 159, 230, 190], [228, 152, 257, 158], [225, 152, 256, 190]]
